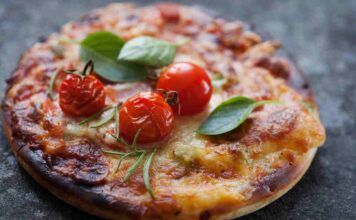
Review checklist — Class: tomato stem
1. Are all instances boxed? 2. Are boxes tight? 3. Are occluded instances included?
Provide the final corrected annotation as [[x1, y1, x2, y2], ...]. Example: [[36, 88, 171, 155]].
[[82, 60, 94, 76]]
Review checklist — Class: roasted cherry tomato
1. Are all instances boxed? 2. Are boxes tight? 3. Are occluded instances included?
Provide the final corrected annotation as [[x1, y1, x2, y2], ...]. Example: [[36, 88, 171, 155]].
[[119, 92, 174, 144], [59, 74, 106, 117], [156, 62, 213, 115]]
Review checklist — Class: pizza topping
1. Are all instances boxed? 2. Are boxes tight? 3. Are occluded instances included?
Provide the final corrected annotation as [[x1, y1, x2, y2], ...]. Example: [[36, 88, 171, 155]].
[[80, 32, 186, 83], [254, 57, 291, 80], [80, 31, 148, 82], [119, 92, 174, 144], [103, 131, 157, 199], [156, 62, 213, 115], [59, 61, 106, 117], [78, 105, 114, 125], [173, 144, 202, 165], [197, 96, 279, 135], [47, 68, 60, 99], [118, 36, 178, 68], [3, 4, 327, 217], [156, 3, 180, 22]]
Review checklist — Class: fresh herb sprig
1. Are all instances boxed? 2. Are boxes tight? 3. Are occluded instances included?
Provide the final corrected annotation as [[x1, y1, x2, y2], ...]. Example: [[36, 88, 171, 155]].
[[47, 68, 60, 99], [102, 129, 157, 199], [78, 106, 114, 125]]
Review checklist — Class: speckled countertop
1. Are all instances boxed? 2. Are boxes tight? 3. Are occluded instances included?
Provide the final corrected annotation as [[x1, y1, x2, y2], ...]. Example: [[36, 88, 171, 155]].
[[0, 0, 355, 219]]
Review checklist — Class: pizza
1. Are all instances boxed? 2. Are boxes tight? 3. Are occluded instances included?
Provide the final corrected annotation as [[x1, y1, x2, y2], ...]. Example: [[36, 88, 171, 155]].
[[2, 3, 325, 219]]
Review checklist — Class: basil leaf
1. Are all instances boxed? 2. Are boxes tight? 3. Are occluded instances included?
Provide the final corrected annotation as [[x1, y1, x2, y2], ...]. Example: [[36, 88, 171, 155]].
[[197, 96, 277, 135], [81, 31, 125, 59], [118, 36, 176, 67], [80, 31, 148, 82]]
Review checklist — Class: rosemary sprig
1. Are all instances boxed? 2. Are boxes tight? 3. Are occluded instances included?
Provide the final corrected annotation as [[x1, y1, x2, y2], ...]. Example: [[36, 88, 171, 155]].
[[103, 130, 157, 199], [130, 128, 142, 149], [78, 106, 114, 125], [103, 148, 156, 199], [110, 134, 129, 145], [123, 151, 146, 182], [89, 108, 115, 128], [101, 149, 128, 156], [114, 103, 121, 137], [115, 151, 139, 172], [143, 149, 157, 199], [47, 68, 60, 99]]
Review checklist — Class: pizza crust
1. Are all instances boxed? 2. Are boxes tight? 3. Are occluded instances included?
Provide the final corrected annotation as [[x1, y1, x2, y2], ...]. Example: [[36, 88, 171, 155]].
[[1, 3, 325, 219]]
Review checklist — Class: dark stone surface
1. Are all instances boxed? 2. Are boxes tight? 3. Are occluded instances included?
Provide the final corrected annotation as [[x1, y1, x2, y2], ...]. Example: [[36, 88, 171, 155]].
[[0, 0, 355, 219]]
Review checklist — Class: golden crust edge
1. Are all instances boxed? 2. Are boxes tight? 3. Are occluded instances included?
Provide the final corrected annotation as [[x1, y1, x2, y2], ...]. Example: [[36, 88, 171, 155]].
[[215, 148, 317, 220]]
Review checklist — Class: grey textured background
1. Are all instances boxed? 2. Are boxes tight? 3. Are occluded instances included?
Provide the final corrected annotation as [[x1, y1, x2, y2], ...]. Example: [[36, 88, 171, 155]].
[[0, 0, 355, 219]]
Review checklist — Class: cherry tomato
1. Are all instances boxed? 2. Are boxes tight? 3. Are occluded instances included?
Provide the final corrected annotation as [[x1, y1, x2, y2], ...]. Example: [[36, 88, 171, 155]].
[[59, 74, 106, 117], [156, 62, 213, 115], [119, 92, 174, 144]]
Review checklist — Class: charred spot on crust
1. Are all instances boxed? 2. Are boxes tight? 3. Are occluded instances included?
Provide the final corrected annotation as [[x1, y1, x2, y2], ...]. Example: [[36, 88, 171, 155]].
[[199, 210, 212, 220], [254, 57, 291, 80], [11, 102, 44, 143], [251, 162, 297, 199], [45, 141, 109, 185], [156, 3, 181, 23]]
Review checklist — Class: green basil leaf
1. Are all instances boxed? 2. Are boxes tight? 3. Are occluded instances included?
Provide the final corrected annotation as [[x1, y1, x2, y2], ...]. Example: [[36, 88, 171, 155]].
[[118, 36, 176, 67], [197, 96, 278, 135], [80, 31, 148, 82], [81, 31, 125, 59]]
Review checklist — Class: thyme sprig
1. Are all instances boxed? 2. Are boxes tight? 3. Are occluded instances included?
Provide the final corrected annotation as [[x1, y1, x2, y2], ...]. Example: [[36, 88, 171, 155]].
[[102, 129, 157, 199]]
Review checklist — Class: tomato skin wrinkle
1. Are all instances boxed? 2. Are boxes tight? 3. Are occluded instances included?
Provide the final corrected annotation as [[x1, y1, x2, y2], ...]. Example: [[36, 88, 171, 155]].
[[119, 92, 174, 144], [157, 62, 213, 115], [59, 74, 106, 117]]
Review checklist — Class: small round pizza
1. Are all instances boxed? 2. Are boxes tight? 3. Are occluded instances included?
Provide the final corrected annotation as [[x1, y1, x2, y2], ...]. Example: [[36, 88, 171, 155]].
[[2, 3, 326, 219]]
